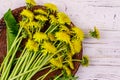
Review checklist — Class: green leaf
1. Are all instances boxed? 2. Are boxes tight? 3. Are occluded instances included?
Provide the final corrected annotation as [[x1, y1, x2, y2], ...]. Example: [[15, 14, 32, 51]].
[[54, 71, 78, 80], [4, 9, 19, 52]]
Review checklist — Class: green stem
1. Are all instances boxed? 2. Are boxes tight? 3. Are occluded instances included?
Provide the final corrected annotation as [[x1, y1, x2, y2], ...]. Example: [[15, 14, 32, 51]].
[[27, 47, 66, 80], [20, 52, 33, 80], [72, 59, 82, 62], [17, 51, 30, 79], [57, 41, 63, 49], [53, 40, 57, 46], [8, 47, 27, 79], [53, 72, 63, 80], [63, 59, 82, 64], [20, 52, 37, 79], [9, 50, 28, 79], [20, 53, 45, 80], [9, 65, 51, 80], [38, 68, 57, 80], [29, 53, 42, 68], [11, 42, 66, 80], [49, 24, 59, 33], [25, 54, 50, 80], [1, 27, 23, 74], [45, 24, 59, 34], [1, 37, 23, 80], [25, 54, 48, 80], [24, 52, 37, 71], [45, 24, 54, 33]]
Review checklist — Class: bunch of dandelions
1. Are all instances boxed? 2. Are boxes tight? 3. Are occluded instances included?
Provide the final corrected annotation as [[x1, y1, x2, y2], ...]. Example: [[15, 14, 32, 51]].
[[0, 0, 90, 80]]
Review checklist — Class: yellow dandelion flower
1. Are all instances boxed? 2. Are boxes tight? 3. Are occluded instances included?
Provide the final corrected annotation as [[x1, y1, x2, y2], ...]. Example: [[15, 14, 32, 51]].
[[72, 27, 84, 41], [48, 33, 55, 41], [19, 21, 32, 37], [33, 32, 48, 42], [20, 9, 34, 21], [50, 58, 63, 68], [34, 9, 48, 16], [42, 41, 57, 53], [57, 12, 71, 25], [69, 42, 75, 55], [67, 54, 74, 69], [27, 21, 38, 28], [35, 15, 48, 21], [31, 21, 40, 28], [72, 40, 81, 53], [49, 14, 58, 24], [63, 65, 71, 76], [26, 0, 36, 6], [59, 25, 70, 34], [44, 3, 58, 12], [55, 31, 70, 43], [26, 39, 39, 52], [19, 21, 34, 38], [89, 27, 100, 39], [19, 21, 27, 28]]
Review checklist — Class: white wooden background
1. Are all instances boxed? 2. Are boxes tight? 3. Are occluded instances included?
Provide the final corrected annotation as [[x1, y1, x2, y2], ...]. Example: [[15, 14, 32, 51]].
[[0, 0, 120, 80]]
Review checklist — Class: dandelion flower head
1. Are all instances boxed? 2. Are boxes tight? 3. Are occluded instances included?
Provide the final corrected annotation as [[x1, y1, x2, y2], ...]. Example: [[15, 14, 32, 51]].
[[63, 65, 71, 76], [33, 32, 48, 42], [89, 27, 100, 39], [72, 40, 81, 53], [71, 27, 84, 41], [42, 41, 57, 54], [26, 0, 36, 6], [44, 3, 58, 12], [55, 31, 70, 43], [49, 14, 58, 24], [81, 55, 89, 67], [35, 15, 48, 21], [50, 58, 63, 68], [26, 39, 39, 52], [57, 12, 71, 25], [20, 9, 34, 21], [34, 9, 48, 16]]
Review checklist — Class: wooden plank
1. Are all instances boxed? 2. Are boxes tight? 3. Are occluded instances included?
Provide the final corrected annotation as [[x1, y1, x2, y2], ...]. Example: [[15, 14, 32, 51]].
[[76, 66, 120, 80]]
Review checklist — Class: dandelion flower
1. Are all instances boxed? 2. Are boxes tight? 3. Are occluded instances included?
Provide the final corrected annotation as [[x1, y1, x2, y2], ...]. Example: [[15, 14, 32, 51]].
[[63, 65, 71, 76], [44, 3, 58, 12], [59, 25, 70, 34], [49, 14, 58, 24], [35, 15, 48, 21], [34, 9, 48, 16], [71, 27, 84, 41], [48, 33, 55, 41], [57, 12, 71, 25], [89, 27, 100, 39], [19, 21, 27, 28], [67, 54, 74, 69], [55, 31, 70, 43], [19, 21, 32, 37], [69, 42, 75, 55], [42, 41, 57, 54], [30, 21, 41, 28], [72, 40, 81, 53], [50, 58, 63, 68], [20, 9, 34, 21], [81, 55, 89, 67], [26, 39, 39, 52], [26, 21, 40, 29], [26, 0, 36, 6], [33, 32, 48, 42]]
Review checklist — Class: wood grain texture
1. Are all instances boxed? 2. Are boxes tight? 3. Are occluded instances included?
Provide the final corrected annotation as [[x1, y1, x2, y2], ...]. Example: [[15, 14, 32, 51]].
[[0, 0, 120, 80]]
